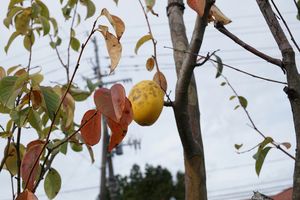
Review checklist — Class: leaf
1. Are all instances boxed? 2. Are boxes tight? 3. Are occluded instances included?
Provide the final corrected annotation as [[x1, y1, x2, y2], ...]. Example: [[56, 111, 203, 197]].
[[23, 33, 35, 51], [98, 27, 122, 73], [16, 189, 38, 200], [113, 0, 119, 5], [49, 17, 58, 36], [255, 146, 272, 176], [108, 98, 133, 152], [86, 78, 97, 92], [234, 144, 243, 150], [8, 0, 24, 9], [5, 32, 20, 53], [215, 55, 223, 78], [234, 105, 240, 110], [44, 168, 61, 199], [146, 57, 155, 71], [81, 0, 96, 19], [15, 9, 31, 34], [228, 96, 236, 101], [209, 5, 232, 25], [187, 0, 205, 17], [62, 92, 75, 130], [153, 71, 167, 91], [3, 6, 23, 28], [36, 0, 50, 18], [21, 144, 43, 191], [70, 142, 83, 152], [28, 109, 42, 132], [0, 67, 6, 80], [86, 144, 95, 163], [10, 107, 31, 127], [5, 144, 18, 175], [94, 88, 118, 122], [7, 65, 21, 75], [280, 142, 291, 149], [40, 86, 60, 121], [145, 0, 156, 12], [80, 109, 101, 146], [0, 76, 20, 109], [220, 82, 226, 86], [238, 96, 248, 109], [259, 137, 274, 149], [111, 84, 126, 122], [100, 8, 125, 40], [69, 87, 91, 101], [134, 34, 152, 54], [70, 37, 80, 51]]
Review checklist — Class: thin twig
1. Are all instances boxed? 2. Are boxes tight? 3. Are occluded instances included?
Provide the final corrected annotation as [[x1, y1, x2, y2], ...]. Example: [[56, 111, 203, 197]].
[[66, 2, 79, 82], [15, 127, 22, 195], [10, 174, 15, 200], [270, 0, 300, 53], [49, 35, 67, 69], [223, 75, 295, 160], [237, 143, 260, 154], [165, 46, 287, 85], [138, 0, 173, 105], [24, 18, 99, 190], [214, 23, 284, 70], [195, 50, 218, 66]]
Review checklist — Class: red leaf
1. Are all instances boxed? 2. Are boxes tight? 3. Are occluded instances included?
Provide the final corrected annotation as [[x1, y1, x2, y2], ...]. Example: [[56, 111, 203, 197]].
[[111, 84, 126, 122], [27, 140, 45, 149], [80, 109, 101, 146], [187, 0, 206, 16], [21, 144, 43, 191], [94, 84, 127, 123], [16, 189, 38, 200], [94, 88, 118, 122], [107, 98, 133, 152]]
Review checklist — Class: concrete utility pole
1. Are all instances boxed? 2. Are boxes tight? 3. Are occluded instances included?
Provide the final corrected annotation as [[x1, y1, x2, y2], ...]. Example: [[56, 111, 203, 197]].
[[90, 37, 131, 200]]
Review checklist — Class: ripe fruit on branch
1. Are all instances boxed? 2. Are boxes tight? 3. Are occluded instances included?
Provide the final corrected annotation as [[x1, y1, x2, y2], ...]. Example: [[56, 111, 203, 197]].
[[128, 80, 164, 126]]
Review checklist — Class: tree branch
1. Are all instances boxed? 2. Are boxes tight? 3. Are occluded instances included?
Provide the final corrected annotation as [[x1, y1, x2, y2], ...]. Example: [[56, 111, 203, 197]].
[[215, 23, 284, 71]]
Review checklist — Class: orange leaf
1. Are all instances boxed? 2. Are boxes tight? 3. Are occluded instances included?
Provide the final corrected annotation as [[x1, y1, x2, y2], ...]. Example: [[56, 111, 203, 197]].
[[94, 88, 118, 122], [187, 0, 206, 17], [111, 84, 126, 122], [80, 109, 101, 146], [16, 189, 38, 200], [21, 144, 43, 191], [107, 98, 133, 152]]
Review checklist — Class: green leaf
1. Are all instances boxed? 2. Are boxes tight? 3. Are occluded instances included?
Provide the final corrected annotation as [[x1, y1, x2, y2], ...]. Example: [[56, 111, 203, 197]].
[[23, 33, 35, 51], [255, 146, 272, 176], [70, 37, 80, 51], [113, 0, 119, 5], [3, 6, 23, 28], [229, 95, 236, 100], [134, 34, 152, 54], [238, 96, 248, 109], [60, 141, 68, 155], [39, 16, 50, 36], [69, 87, 91, 101], [215, 54, 223, 78], [259, 137, 273, 149], [145, 0, 156, 11], [220, 82, 226, 86], [76, 13, 81, 27], [44, 168, 61, 199], [49, 18, 58, 36], [0, 76, 20, 109], [234, 105, 240, 110], [83, 0, 96, 19], [234, 144, 243, 150], [5, 32, 20, 53], [86, 78, 97, 92], [8, 0, 24, 9], [7, 65, 20, 75], [36, 0, 50, 18], [10, 107, 30, 127], [70, 142, 83, 152], [28, 109, 42, 132], [40, 86, 60, 121]]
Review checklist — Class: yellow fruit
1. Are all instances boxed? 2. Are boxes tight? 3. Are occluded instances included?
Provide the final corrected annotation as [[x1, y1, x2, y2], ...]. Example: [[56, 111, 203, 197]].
[[128, 80, 164, 126]]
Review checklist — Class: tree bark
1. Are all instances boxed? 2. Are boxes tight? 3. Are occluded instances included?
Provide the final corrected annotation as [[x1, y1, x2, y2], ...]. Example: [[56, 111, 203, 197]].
[[167, 0, 213, 199], [256, 1, 300, 199]]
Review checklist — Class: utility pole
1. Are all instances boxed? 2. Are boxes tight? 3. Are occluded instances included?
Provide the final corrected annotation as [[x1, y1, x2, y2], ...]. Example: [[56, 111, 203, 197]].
[[90, 36, 132, 200]]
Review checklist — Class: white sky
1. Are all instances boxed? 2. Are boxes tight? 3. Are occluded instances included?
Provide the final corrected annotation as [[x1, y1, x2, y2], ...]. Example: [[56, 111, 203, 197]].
[[0, 0, 300, 200]]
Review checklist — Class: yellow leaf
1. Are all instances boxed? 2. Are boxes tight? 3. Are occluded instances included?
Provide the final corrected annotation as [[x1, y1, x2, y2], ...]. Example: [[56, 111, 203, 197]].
[[98, 27, 122, 73], [0, 67, 6, 80], [134, 34, 152, 54], [100, 8, 125, 40], [209, 5, 232, 25]]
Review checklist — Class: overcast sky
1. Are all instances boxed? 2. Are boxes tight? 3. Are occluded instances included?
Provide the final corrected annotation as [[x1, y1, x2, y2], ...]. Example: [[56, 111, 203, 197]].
[[0, 0, 300, 200]]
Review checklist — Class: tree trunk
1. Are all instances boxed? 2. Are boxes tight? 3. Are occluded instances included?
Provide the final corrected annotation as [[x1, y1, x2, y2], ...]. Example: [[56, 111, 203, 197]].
[[256, 1, 300, 199], [167, 0, 213, 199]]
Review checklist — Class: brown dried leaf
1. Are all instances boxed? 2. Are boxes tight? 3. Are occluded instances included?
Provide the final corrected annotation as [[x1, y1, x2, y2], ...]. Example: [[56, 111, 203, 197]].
[[146, 57, 155, 71], [153, 71, 167, 91], [209, 5, 232, 25], [101, 8, 125, 40], [187, 0, 205, 17]]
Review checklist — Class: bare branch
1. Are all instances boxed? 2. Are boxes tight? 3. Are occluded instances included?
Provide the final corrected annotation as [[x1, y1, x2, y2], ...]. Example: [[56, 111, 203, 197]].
[[270, 0, 300, 52], [215, 23, 284, 71], [49, 35, 67, 69]]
